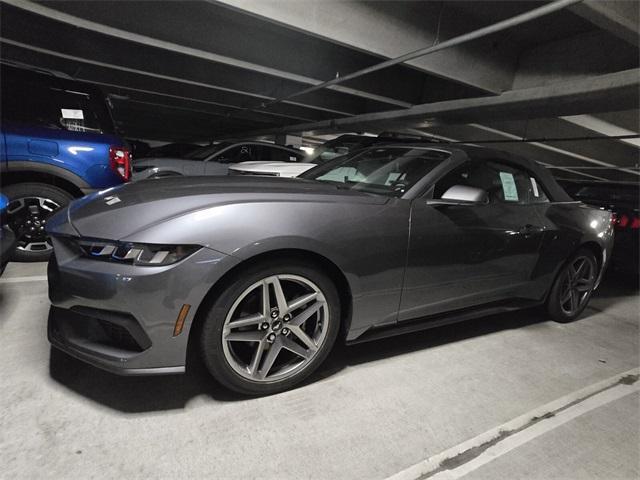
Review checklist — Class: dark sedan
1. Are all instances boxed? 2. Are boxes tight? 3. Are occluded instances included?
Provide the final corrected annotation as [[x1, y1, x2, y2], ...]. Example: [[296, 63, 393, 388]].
[[46, 144, 614, 395]]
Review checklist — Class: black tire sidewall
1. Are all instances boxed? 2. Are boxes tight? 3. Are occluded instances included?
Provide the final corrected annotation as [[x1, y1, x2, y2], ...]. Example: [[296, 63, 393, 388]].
[[200, 260, 341, 396], [547, 248, 598, 323], [3, 183, 74, 262]]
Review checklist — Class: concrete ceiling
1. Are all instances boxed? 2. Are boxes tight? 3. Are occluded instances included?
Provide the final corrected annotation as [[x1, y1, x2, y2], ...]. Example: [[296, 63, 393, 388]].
[[0, 0, 638, 181]]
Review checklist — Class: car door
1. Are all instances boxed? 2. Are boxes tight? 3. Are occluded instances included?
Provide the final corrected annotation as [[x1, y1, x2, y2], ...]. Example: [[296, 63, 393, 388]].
[[180, 159, 206, 176], [398, 159, 546, 321], [204, 145, 254, 175]]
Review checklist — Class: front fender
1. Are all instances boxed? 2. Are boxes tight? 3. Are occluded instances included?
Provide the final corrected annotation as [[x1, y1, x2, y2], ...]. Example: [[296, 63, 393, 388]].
[[124, 199, 411, 336]]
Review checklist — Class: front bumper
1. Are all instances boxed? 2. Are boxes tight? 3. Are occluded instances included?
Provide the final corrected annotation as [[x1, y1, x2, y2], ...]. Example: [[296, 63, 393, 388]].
[[47, 239, 239, 375]]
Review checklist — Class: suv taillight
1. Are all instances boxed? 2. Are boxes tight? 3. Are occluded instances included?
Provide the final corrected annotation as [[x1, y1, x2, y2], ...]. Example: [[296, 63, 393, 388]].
[[109, 146, 131, 182]]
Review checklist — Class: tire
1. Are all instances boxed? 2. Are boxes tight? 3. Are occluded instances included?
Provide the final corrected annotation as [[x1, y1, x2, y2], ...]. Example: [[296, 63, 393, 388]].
[[3, 183, 74, 262], [200, 259, 341, 395], [546, 248, 598, 323]]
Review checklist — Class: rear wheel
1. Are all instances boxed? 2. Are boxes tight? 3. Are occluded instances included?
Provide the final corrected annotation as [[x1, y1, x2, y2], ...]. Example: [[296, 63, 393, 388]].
[[3, 183, 73, 262], [547, 248, 598, 323], [200, 260, 340, 395]]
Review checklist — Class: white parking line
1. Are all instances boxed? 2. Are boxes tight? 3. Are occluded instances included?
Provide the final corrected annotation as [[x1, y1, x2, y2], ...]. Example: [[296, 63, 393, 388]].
[[0, 275, 48, 284], [388, 368, 640, 480]]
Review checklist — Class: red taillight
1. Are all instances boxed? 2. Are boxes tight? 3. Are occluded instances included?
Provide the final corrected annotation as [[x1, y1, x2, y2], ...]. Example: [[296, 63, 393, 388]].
[[109, 146, 131, 182], [613, 212, 640, 230], [618, 214, 629, 228]]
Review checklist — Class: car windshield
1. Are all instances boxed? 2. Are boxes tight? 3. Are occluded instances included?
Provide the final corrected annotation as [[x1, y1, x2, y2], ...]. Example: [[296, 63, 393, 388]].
[[184, 142, 232, 160], [301, 146, 450, 197], [305, 139, 370, 164]]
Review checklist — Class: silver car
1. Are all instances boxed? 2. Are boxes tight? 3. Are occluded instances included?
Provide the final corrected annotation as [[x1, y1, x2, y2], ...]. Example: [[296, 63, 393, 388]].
[[132, 141, 305, 180], [46, 144, 613, 395]]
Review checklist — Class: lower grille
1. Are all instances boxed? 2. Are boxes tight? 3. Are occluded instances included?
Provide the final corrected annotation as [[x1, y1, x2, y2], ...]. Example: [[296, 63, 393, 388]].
[[97, 319, 143, 352], [49, 306, 151, 355]]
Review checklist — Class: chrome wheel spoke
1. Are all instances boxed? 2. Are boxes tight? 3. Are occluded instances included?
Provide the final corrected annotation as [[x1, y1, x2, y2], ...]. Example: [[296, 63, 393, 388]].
[[573, 259, 586, 278], [289, 301, 323, 327], [269, 276, 289, 314], [288, 292, 318, 312], [568, 264, 578, 280], [282, 336, 313, 359], [248, 340, 267, 376], [569, 290, 578, 312], [257, 337, 283, 380], [225, 331, 265, 342], [228, 313, 265, 329], [289, 325, 318, 351], [261, 281, 271, 316]]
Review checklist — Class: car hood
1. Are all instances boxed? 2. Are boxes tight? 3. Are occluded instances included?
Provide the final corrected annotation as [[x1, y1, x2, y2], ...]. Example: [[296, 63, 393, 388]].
[[49, 176, 387, 239], [230, 162, 316, 177]]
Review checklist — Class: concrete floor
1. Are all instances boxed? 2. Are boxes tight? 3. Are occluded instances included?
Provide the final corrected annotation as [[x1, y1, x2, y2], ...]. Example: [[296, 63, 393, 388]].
[[0, 262, 638, 479]]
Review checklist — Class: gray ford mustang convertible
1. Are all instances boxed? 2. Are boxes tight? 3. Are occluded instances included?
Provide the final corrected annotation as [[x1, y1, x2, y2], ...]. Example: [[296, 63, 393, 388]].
[[46, 144, 614, 395]]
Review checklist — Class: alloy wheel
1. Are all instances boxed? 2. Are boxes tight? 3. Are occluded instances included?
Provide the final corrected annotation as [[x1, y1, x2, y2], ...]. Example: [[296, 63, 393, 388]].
[[559, 255, 596, 316], [222, 274, 329, 383], [7, 196, 60, 253]]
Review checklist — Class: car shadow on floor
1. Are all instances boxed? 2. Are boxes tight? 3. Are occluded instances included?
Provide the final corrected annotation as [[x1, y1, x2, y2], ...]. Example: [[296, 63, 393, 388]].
[[49, 307, 547, 413], [48, 273, 637, 414]]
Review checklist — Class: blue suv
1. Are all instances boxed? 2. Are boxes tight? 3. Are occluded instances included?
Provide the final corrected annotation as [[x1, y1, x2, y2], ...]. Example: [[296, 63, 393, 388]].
[[1, 64, 131, 261]]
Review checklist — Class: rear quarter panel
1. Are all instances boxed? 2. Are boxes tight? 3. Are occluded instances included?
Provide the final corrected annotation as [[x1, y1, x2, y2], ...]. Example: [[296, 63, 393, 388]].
[[532, 201, 614, 292], [3, 123, 125, 188]]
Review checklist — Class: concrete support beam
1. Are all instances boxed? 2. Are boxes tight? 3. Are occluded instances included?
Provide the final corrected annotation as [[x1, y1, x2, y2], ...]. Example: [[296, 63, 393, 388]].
[[216, 0, 518, 94], [4, 0, 411, 108], [570, 0, 639, 46], [242, 69, 640, 137], [514, 30, 639, 89]]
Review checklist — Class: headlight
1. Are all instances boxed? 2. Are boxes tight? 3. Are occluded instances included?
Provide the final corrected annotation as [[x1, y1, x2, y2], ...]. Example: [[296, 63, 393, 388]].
[[78, 240, 200, 266]]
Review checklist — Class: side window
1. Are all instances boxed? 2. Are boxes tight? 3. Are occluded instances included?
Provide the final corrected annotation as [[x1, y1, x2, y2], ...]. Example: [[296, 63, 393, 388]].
[[434, 160, 549, 204], [1, 75, 112, 134], [270, 148, 302, 163], [216, 145, 255, 163], [524, 175, 549, 203], [253, 145, 270, 161]]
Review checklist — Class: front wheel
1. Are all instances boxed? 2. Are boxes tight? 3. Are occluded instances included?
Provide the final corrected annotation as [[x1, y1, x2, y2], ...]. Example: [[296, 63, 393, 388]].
[[3, 183, 73, 262], [200, 261, 340, 395], [547, 248, 598, 323]]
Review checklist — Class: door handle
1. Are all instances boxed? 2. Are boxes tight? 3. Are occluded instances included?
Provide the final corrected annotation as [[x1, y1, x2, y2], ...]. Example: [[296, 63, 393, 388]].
[[518, 224, 543, 236]]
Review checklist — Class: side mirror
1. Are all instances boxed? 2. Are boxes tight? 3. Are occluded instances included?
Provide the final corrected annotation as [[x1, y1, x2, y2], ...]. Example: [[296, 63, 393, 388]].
[[427, 185, 488, 206]]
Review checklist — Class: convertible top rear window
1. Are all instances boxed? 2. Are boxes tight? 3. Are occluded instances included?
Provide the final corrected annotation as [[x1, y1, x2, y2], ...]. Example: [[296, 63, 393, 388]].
[[301, 147, 449, 197]]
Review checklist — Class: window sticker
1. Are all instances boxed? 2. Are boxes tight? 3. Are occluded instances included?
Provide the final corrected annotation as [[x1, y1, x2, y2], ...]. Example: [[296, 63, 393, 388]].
[[61, 109, 84, 119], [530, 177, 540, 197], [499, 171, 519, 201]]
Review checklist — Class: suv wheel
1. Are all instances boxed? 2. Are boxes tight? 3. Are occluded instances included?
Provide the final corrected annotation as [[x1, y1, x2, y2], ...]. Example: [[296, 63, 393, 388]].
[[3, 183, 73, 262], [200, 260, 340, 395]]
